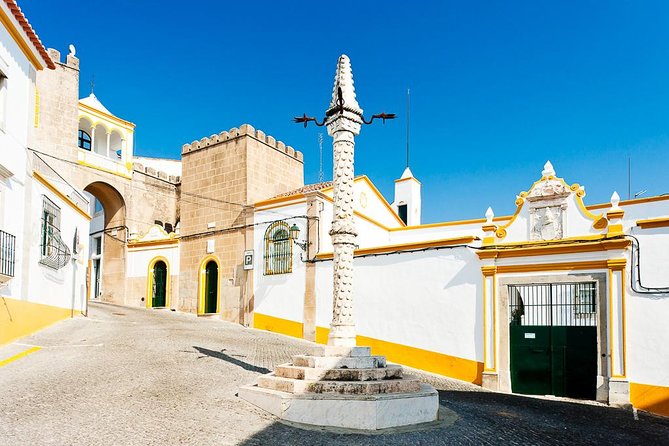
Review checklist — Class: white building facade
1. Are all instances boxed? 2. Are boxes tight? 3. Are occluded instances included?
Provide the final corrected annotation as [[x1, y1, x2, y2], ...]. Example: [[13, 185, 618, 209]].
[[0, 0, 90, 344], [250, 162, 669, 417]]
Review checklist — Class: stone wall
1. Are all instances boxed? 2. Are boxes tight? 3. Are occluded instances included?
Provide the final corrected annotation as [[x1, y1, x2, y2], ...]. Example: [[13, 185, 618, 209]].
[[34, 48, 79, 162], [179, 124, 303, 319]]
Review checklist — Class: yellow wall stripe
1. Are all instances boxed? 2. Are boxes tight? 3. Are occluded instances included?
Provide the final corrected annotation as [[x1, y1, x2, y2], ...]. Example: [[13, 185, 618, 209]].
[[253, 312, 304, 339], [630, 382, 669, 417], [0, 297, 75, 345], [0, 346, 41, 368], [317, 325, 482, 384]]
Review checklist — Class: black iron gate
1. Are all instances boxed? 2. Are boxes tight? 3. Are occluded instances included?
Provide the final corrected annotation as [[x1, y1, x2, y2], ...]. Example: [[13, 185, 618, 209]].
[[509, 282, 598, 399]]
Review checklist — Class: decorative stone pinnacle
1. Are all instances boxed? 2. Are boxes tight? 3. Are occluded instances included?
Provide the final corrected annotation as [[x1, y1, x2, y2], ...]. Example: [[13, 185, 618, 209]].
[[611, 191, 621, 209], [542, 160, 555, 177], [485, 207, 494, 224], [327, 54, 363, 122]]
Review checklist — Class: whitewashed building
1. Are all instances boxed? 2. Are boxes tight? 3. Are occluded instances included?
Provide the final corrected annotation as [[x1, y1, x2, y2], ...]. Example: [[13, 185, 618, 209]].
[[250, 161, 669, 417], [0, 0, 90, 344]]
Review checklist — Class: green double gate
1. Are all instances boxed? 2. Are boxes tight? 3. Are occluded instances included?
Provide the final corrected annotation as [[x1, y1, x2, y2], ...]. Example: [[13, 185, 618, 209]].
[[509, 283, 598, 400]]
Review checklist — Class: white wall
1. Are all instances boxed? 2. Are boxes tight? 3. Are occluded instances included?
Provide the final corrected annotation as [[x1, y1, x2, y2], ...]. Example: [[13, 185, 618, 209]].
[[126, 246, 180, 278], [315, 248, 483, 363], [253, 203, 307, 323], [24, 180, 89, 312]]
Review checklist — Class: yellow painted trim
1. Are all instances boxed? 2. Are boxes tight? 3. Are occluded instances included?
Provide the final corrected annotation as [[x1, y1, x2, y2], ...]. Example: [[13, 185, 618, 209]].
[[394, 176, 422, 186], [477, 238, 630, 260], [197, 255, 221, 315], [608, 268, 616, 378], [32, 171, 92, 221], [495, 260, 609, 274], [256, 199, 307, 212], [570, 183, 604, 221], [588, 194, 669, 210], [630, 382, 669, 417], [0, 297, 77, 345], [254, 193, 306, 208], [34, 87, 40, 127], [607, 260, 627, 378], [145, 256, 171, 309], [313, 326, 483, 384], [76, 158, 133, 180], [389, 216, 511, 232], [483, 272, 489, 371], [315, 236, 477, 260], [253, 312, 304, 339], [317, 193, 394, 231], [128, 239, 179, 249], [78, 103, 136, 129], [607, 210, 625, 219], [636, 217, 669, 229], [0, 346, 41, 368], [0, 5, 44, 70]]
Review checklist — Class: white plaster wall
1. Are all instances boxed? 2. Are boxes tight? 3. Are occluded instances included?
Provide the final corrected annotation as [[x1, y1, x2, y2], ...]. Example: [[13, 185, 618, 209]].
[[388, 222, 484, 245], [253, 204, 307, 323], [315, 248, 483, 363], [393, 179, 421, 226], [625, 227, 669, 387], [126, 246, 180, 278], [24, 179, 89, 312]]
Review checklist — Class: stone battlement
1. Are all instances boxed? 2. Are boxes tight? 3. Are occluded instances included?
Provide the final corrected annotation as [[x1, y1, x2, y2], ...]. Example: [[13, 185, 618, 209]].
[[46, 47, 79, 70], [133, 162, 181, 184], [181, 123, 303, 163]]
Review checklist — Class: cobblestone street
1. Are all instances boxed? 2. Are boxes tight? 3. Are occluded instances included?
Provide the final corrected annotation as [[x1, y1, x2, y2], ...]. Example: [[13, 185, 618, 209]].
[[1, 302, 668, 445]]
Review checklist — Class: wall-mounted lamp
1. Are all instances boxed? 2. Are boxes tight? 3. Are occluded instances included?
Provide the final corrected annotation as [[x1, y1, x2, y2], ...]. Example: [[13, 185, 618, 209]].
[[289, 224, 308, 252]]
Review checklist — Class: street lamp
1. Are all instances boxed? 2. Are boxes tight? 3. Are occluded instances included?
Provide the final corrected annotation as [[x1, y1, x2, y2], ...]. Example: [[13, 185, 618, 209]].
[[289, 223, 308, 251]]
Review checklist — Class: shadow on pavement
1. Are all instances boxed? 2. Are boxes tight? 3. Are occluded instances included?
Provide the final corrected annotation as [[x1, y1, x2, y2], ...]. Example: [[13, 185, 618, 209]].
[[193, 346, 271, 374]]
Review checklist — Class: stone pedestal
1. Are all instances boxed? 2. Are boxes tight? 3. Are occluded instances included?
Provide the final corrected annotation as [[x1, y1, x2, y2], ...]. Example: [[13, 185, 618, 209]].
[[239, 345, 439, 431]]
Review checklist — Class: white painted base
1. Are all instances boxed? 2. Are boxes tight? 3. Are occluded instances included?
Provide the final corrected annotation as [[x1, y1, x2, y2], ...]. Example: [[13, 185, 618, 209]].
[[608, 379, 630, 407], [239, 383, 439, 430]]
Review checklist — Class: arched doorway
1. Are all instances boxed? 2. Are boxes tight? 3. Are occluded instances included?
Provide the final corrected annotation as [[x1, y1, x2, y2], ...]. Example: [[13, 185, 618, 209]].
[[199, 256, 219, 314], [83, 181, 126, 304], [147, 257, 169, 308]]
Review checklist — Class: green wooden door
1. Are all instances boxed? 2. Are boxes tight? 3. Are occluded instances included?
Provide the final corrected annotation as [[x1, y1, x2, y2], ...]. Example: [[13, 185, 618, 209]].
[[152, 261, 167, 307], [204, 261, 218, 314]]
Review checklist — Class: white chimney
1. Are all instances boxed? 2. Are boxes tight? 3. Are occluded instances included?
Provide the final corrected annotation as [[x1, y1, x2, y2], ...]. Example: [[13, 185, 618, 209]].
[[392, 167, 421, 226]]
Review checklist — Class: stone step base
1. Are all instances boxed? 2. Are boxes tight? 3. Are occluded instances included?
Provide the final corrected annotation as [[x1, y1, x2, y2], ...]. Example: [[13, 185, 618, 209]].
[[257, 373, 422, 395], [307, 346, 371, 357], [292, 354, 386, 369], [238, 382, 439, 431], [275, 363, 403, 381]]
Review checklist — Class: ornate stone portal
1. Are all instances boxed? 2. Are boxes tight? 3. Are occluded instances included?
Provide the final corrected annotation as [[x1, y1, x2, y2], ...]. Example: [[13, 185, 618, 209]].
[[239, 55, 439, 431], [527, 162, 569, 241]]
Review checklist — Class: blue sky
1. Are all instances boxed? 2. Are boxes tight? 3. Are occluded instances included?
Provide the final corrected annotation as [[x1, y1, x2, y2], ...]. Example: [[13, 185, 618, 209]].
[[23, 1, 669, 223]]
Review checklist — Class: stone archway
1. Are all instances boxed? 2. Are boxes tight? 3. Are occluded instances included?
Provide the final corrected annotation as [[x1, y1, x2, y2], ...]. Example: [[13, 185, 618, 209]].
[[84, 181, 127, 304]]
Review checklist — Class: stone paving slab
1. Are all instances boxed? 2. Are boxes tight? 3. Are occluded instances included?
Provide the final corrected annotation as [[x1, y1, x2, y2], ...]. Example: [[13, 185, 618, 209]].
[[0, 302, 668, 445]]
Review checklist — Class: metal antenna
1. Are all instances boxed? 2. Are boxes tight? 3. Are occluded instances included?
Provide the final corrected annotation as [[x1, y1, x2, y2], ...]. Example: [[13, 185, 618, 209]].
[[91, 75, 95, 95], [318, 133, 324, 182], [628, 156, 631, 200], [406, 88, 410, 168]]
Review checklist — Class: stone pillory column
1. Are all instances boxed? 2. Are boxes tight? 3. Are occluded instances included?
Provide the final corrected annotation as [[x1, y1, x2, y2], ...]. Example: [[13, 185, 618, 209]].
[[326, 55, 362, 347], [239, 55, 440, 432]]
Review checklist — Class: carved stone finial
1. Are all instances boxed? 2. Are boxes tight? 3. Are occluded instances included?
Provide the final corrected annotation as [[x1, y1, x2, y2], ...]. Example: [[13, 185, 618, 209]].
[[611, 191, 621, 209], [68, 44, 76, 57], [485, 207, 494, 224], [326, 55, 363, 127], [542, 160, 556, 177]]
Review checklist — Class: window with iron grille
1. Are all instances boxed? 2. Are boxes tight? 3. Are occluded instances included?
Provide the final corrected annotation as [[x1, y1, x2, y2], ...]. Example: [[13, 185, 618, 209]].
[[40, 196, 71, 269], [264, 221, 292, 275]]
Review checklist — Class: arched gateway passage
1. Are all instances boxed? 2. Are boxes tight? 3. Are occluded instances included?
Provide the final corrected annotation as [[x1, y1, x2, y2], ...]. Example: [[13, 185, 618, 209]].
[[84, 181, 126, 304]]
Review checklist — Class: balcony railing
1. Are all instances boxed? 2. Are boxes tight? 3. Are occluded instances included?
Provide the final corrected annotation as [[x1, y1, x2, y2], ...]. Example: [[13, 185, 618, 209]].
[[0, 229, 16, 278]]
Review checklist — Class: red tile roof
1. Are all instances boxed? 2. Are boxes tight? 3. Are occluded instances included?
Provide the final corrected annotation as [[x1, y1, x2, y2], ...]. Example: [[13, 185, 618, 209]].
[[274, 181, 333, 198], [3, 0, 55, 69]]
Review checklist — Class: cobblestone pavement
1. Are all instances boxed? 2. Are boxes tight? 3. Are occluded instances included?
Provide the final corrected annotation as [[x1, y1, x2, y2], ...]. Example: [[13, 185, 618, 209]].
[[1, 303, 668, 445]]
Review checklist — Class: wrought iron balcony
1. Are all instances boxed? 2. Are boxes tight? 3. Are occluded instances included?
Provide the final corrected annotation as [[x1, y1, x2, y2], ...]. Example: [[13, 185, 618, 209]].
[[0, 229, 16, 279]]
